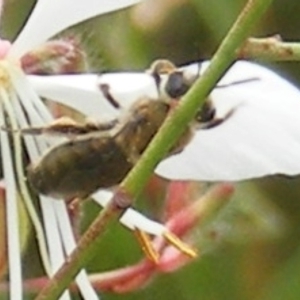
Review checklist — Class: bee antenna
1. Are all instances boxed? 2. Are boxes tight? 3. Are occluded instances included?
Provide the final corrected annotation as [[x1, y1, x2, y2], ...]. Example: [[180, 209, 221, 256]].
[[216, 77, 260, 89], [152, 72, 161, 95], [98, 83, 121, 109], [196, 59, 207, 79]]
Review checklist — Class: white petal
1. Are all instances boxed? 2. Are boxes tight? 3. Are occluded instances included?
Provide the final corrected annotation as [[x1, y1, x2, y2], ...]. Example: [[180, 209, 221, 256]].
[[10, 67, 97, 298], [10, 0, 143, 58], [119, 208, 166, 235], [0, 100, 22, 300], [93, 191, 165, 236], [8, 71, 72, 298], [156, 61, 300, 181], [28, 72, 158, 119], [53, 201, 99, 300]]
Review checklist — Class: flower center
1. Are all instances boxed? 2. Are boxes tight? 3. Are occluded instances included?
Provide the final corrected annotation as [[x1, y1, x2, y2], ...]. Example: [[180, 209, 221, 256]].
[[0, 61, 13, 91]]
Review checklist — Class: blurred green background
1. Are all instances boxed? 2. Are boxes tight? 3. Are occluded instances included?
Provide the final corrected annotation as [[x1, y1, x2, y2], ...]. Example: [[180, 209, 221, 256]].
[[3, 0, 300, 299]]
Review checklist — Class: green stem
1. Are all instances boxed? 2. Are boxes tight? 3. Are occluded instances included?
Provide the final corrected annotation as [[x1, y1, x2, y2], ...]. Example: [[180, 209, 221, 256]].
[[35, 0, 273, 299]]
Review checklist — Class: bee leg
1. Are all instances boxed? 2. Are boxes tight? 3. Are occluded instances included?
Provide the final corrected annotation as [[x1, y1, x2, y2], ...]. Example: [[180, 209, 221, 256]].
[[99, 83, 121, 109], [216, 77, 260, 89], [134, 227, 197, 263], [64, 197, 88, 241], [21, 116, 118, 137], [85, 118, 118, 132], [200, 117, 227, 129], [200, 108, 236, 130], [20, 116, 79, 135]]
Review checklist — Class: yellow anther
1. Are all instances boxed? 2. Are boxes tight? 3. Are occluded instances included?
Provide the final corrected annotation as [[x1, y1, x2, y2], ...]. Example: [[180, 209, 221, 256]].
[[134, 228, 159, 264], [163, 231, 198, 258], [133, 228, 198, 264]]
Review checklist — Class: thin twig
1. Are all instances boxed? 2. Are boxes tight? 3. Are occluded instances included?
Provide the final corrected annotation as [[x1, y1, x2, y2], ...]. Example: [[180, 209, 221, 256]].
[[237, 36, 300, 61]]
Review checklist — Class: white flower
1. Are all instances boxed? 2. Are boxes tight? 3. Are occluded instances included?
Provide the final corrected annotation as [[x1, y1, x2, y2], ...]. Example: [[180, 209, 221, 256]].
[[157, 61, 300, 181], [29, 55, 300, 296], [2, 0, 300, 299], [0, 1, 145, 300], [22, 39, 300, 300]]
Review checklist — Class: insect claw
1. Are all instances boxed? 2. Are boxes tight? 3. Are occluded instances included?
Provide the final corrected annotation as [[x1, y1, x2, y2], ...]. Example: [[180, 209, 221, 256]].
[[133, 228, 159, 264], [162, 231, 198, 258]]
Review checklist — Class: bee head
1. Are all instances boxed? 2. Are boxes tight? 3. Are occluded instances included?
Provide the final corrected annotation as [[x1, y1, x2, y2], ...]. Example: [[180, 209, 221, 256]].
[[164, 71, 198, 98], [148, 59, 199, 101]]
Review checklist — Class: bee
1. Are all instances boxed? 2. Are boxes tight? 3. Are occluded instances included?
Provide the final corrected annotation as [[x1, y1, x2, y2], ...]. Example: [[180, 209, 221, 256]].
[[24, 59, 228, 200]]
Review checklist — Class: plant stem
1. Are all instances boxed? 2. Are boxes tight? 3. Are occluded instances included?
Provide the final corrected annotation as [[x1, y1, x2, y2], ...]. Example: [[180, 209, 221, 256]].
[[237, 36, 300, 61], [35, 0, 273, 299]]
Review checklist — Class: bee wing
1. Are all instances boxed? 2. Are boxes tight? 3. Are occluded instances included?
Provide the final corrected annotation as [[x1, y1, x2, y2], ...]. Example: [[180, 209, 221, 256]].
[[28, 72, 158, 119], [156, 61, 300, 181]]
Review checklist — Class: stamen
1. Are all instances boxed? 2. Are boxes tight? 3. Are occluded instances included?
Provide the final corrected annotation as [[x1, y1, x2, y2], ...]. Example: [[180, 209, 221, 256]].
[[162, 231, 197, 258], [134, 228, 159, 263], [94, 192, 197, 262]]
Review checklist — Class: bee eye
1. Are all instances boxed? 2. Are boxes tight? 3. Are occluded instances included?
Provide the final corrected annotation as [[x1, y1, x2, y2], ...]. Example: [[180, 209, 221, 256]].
[[165, 72, 190, 98]]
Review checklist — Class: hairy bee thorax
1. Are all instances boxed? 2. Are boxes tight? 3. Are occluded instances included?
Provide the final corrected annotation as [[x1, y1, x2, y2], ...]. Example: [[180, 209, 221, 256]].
[[114, 98, 169, 163], [115, 96, 196, 164]]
